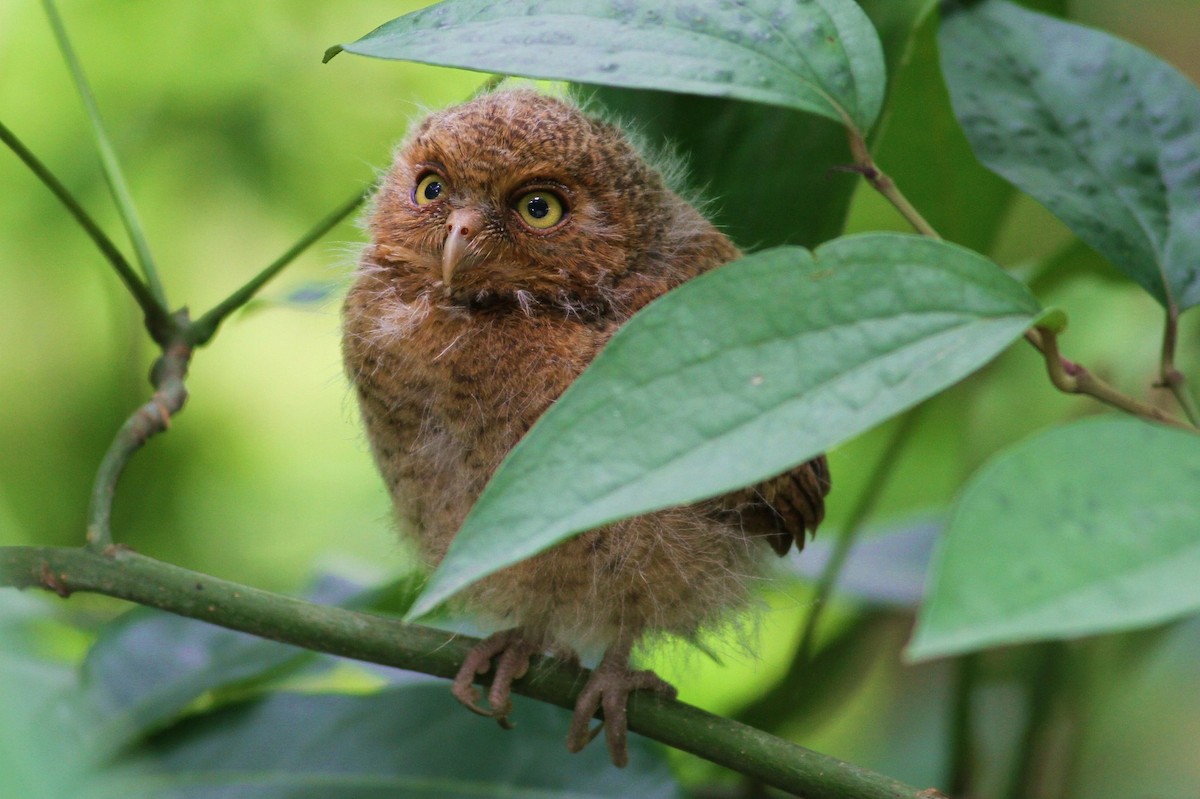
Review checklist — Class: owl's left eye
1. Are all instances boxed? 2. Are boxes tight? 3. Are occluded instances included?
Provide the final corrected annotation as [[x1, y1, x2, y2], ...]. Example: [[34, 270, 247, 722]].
[[514, 190, 566, 230], [414, 173, 447, 206]]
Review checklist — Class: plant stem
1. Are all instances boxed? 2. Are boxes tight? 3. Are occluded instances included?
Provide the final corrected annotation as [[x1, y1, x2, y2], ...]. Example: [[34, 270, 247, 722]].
[[188, 185, 372, 346], [1157, 304, 1200, 426], [847, 128, 940, 240], [1030, 327, 1194, 431], [1006, 643, 1063, 799], [848, 128, 1196, 433], [0, 544, 948, 799], [0, 118, 173, 343], [43, 0, 167, 307], [85, 334, 192, 550], [797, 407, 924, 664], [947, 654, 979, 796]]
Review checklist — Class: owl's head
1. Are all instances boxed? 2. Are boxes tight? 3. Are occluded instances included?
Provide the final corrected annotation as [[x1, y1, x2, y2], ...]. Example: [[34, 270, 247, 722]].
[[367, 90, 689, 312]]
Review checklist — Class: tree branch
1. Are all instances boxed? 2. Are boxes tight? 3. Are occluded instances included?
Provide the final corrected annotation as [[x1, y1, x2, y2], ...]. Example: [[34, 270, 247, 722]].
[[0, 118, 173, 343], [0, 544, 947, 799], [86, 334, 193, 550]]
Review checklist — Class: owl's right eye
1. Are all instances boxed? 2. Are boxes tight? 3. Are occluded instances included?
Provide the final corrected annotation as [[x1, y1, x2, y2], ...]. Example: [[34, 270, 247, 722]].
[[414, 173, 447, 206]]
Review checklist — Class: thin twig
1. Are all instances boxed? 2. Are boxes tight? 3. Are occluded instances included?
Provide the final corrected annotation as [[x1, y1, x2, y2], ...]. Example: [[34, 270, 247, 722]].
[[1156, 303, 1200, 426], [85, 333, 193, 550], [797, 407, 924, 664], [1029, 327, 1193, 431], [846, 127, 1196, 433], [0, 544, 948, 799], [0, 119, 173, 342], [187, 184, 372, 346], [846, 128, 941, 240], [43, 0, 167, 307]]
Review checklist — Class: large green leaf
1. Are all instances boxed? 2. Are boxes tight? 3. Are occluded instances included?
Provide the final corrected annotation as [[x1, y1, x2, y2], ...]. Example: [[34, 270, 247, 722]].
[[409, 233, 1051, 618], [909, 417, 1200, 661], [131, 684, 683, 798], [78, 574, 411, 749], [328, 0, 886, 133], [81, 608, 311, 749], [0, 594, 149, 799], [940, 0, 1200, 310], [586, 0, 935, 251]]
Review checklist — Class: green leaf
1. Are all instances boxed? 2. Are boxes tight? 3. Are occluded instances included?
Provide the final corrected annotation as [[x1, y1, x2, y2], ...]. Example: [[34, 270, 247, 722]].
[[82, 608, 310, 749], [584, 0, 935, 250], [80, 575, 396, 748], [329, 0, 886, 132], [0, 594, 149, 799], [908, 417, 1200, 661], [131, 684, 683, 798], [588, 91, 856, 249], [940, 0, 1200, 311], [409, 233, 1049, 618]]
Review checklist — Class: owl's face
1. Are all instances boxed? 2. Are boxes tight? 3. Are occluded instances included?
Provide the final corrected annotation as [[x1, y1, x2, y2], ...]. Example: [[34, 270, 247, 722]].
[[369, 90, 669, 311]]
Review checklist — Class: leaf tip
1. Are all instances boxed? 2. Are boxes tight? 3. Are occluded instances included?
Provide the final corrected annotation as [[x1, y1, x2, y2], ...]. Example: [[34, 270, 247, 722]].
[[322, 44, 344, 64]]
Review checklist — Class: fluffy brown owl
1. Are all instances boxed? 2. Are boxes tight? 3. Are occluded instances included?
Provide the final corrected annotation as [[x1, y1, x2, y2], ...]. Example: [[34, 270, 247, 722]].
[[342, 89, 830, 766]]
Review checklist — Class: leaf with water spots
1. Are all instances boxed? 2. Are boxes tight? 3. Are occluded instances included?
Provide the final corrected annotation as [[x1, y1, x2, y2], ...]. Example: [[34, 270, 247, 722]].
[[908, 416, 1200, 661], [326, 0, 886, 133], [408, 233, 1052, 619], [585, 0, 938, 251], [940, 0, 1200, 311]]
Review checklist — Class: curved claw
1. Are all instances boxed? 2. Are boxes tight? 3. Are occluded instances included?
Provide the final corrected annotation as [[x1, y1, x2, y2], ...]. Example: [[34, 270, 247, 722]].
[[566, 648, 677, 767], [451, 628, 537, 728]]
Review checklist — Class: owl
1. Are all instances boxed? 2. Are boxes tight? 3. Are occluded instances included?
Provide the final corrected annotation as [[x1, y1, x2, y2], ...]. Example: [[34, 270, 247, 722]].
[[342, 89, 830, 766]]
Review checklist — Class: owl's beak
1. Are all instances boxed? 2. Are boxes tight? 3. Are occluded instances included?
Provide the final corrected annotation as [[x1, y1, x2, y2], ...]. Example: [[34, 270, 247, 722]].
[[442, 208, 485, 293]]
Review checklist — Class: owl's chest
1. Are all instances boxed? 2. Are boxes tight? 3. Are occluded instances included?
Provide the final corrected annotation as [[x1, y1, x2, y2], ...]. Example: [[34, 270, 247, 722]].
[[344, 286, 605, 468]]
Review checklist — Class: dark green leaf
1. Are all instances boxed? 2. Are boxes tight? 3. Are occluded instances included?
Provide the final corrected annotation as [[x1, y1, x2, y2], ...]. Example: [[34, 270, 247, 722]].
[[588, 90, 856, 249], [409, 233, 1049, 618], [0, 594, 147, 799], [586, 0, 935, 250], [909, 416, 1200, 661], [81, 608, 312, 747], [79, 574, 398, 747], [132, 684, 683, 798], [940, 0, 1200, 310], [330, 0, 886, 132]]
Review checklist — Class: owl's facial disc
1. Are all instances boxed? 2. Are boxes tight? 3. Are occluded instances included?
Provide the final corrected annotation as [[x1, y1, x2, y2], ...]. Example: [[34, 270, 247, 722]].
[[441, 207, 486, 293]]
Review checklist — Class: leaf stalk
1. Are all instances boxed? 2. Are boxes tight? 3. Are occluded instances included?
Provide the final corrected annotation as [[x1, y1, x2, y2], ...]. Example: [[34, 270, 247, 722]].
[[1030, 327, 1193, 431], [1156, 304, 1200, 426], [187, 184, 372, 346]]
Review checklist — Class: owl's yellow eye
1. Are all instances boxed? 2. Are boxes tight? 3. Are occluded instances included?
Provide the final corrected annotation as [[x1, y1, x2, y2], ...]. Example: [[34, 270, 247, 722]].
[[414, 173, 446, 206], [515, 190, 566, 230]]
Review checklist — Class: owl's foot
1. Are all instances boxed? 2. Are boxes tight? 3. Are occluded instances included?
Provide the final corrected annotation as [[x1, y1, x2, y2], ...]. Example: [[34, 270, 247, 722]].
[[566, 643, 677, 767], [451, 628, 539, 729]]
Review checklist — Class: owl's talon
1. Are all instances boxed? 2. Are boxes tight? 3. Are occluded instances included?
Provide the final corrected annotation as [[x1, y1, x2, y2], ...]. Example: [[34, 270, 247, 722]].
[[451, 628, 537, 728], [566, 644, 677, 767]]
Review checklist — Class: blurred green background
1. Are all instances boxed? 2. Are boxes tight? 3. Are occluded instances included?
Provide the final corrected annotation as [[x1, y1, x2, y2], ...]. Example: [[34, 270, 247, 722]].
[[3, 1, 1200, 796]]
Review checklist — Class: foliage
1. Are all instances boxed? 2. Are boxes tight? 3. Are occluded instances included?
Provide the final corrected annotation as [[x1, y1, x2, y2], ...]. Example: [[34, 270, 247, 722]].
[[2, 1, 1200, 798]]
